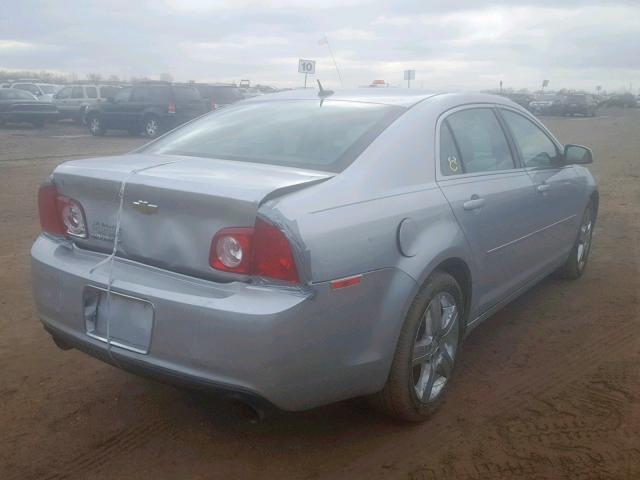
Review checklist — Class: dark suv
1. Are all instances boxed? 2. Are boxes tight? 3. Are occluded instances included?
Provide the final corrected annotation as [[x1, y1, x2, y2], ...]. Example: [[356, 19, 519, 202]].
[[564, 94, 598, 116], [191, 84, 244, 110], [85, 82, 209, 137]]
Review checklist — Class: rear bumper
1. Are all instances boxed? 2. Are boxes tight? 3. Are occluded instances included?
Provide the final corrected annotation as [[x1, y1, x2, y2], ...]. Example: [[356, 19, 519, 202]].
[[31, 235, 415, 411]]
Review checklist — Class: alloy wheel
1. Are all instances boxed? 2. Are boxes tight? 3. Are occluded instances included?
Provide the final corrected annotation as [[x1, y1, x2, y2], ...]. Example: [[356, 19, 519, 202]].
[[412, 291, 460, 403], [145, 118, 158, 137], [577, 208, 593, 270]]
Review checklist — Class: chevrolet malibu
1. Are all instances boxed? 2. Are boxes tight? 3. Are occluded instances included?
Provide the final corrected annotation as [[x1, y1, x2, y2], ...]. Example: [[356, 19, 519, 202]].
[[32, 90, 597, 421]]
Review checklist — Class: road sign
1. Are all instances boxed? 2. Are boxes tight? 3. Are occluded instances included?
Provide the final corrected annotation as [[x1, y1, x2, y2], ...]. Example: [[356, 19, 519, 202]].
[[298, 59, 316, 75], [404, 69, 415, 88]]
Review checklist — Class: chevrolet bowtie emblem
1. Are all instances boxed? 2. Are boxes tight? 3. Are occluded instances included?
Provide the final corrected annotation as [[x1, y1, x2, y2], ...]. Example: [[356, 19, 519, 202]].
[[131, 200, 159, 215]]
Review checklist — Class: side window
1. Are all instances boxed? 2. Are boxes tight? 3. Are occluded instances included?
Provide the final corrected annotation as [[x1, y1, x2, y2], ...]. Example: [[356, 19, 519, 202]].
[[446, 108, 515, 174], [71, 87, 84, 99], [85, 86, 97, 98], [99, 86, 116, 98], [500, 110, 561, 169], [56, 87, 72, 99], [439, 122, 463, 176], [113, 87, 132, 102], [131, 87, 151, 102]]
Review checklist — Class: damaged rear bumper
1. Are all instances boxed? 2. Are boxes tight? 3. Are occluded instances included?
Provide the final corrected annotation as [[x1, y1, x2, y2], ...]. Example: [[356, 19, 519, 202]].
[[31, 234, 416, 411]]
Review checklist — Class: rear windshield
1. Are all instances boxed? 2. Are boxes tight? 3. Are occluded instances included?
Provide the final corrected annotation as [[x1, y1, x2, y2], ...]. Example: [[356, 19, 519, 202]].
[[173, 86, 201, 102], [142, 100, 404, 172]]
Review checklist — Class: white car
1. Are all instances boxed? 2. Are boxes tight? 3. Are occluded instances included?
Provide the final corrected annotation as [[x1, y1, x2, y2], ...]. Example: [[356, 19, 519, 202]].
[[9, 83, 60, 102]]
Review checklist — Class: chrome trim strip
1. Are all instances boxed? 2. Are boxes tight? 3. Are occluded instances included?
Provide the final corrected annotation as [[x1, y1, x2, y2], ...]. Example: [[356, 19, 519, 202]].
[[487, 214, 576, 254]]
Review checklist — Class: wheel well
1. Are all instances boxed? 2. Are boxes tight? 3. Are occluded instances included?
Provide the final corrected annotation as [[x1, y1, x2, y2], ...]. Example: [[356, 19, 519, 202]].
[[434, 258, 472, 328]]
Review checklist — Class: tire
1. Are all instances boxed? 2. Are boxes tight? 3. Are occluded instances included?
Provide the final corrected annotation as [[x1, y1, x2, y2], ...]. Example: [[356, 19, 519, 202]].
[[369, 271, 464, 422], [142, 115, 161, 138], [558, 201, 596, 279], [87, 113, 105, 136]]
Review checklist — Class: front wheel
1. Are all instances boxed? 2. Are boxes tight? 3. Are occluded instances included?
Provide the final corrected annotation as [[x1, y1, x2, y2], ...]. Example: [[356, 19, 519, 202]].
[[369, 271, 463, 422], [143, 115, 161, 138], [558, 202, 595, 279]]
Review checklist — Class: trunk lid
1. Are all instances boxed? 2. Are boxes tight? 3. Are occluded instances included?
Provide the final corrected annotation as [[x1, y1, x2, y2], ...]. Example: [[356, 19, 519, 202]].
[[53, 153, 331, 281]]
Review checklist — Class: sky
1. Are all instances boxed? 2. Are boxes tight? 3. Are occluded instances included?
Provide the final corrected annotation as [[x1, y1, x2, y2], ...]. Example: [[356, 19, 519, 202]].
[[1, 0, 640, 92]]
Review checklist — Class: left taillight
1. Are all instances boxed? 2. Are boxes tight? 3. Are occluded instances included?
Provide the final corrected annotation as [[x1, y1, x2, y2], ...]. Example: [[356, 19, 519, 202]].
[[209, 218, 300, 283], [38, 183, 87, 239]]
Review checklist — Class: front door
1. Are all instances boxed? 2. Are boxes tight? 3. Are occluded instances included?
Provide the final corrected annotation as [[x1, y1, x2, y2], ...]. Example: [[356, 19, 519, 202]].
[[498, 108, 582, 272], [436, 107, 539, 313]]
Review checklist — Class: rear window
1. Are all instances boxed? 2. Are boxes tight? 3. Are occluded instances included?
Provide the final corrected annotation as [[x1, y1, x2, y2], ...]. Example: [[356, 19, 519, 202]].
[[173, 86, 201, 102], [143, 100, 404, 172]]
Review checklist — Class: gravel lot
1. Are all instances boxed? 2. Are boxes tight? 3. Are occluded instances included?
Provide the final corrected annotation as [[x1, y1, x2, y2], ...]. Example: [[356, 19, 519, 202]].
[[1, 110, 639, 479]]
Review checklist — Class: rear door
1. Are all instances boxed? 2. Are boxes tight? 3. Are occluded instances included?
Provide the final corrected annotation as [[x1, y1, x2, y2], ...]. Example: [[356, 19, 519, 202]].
[[100, 86, 133, 127], [498, 108, 582, 270], [436, 106, 540, 312], [172, 85, 208, 123]]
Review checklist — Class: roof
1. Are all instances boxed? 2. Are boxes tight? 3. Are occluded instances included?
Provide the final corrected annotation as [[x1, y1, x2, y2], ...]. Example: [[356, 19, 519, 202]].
[[243, 88, 518, 109]]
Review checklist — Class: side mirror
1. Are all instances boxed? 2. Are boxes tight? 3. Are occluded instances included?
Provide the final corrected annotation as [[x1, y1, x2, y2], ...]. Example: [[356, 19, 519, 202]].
[[564, 144, 593, 165]]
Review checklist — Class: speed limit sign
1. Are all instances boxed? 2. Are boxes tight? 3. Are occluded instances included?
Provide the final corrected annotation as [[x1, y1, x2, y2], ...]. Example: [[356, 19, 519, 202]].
[[298, 59, 316, 74]]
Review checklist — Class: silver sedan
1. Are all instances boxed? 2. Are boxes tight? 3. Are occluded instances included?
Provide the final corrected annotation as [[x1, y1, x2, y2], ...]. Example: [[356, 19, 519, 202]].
[[32, 90, 597, 421]]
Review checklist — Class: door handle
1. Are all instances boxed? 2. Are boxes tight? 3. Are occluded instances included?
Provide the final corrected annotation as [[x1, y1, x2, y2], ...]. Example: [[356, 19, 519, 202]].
[[536, 184, 551, 193], [463, 197, 485, 211]]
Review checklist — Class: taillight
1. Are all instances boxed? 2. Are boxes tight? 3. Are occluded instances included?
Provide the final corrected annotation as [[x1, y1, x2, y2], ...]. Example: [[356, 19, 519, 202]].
[[210, 97, 217, 110], [209, 227, 253, 274], [252, 218, 299, 283], [37, 184, 87, 239], [209, 218, 300, 283], [38, 184, 65, 236], [168, 102, 176, 114]]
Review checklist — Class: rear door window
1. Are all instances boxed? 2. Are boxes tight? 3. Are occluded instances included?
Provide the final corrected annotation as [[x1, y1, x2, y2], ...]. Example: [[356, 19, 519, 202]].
[[439, 122, 463, 176], [85, 86, 97, 98], [173, 86, 201, 103], [500, 110, 561, 169], [99, 86, 117, 98], [445, 108, 515, 174], [113, 87, 132, 102], [131, 87, 151, 102], [71, 87, 84, 99]]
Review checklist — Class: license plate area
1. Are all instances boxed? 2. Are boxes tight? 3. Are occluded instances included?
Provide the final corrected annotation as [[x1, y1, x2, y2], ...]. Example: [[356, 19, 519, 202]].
[[83, 287, 154, 354]]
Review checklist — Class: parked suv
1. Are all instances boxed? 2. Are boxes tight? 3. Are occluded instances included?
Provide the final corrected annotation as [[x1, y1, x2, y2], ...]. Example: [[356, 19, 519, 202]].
[[191, 84, 244, 109], [85, 82, 208, 137], [563, 94, 598, 116], [54, 84, 119, 123]]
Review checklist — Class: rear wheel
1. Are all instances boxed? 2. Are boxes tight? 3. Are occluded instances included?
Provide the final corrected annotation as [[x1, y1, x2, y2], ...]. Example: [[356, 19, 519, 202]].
[[558, 202, 595, 279], [370, 271, 463, 422], [87, 113, 105, 136], [143, 115, 161, 138]]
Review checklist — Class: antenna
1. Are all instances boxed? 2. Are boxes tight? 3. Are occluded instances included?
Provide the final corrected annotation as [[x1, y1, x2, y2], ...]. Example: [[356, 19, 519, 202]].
[[317, 79, 334, 97]]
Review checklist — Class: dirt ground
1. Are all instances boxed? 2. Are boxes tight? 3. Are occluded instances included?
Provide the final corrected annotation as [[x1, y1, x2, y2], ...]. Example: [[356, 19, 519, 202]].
[[1, 111, 639, 480]]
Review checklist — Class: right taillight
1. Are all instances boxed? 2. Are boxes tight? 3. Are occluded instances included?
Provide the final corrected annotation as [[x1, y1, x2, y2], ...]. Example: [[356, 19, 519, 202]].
[[38, 183, 87, 239], [251, 218, 299, 283], [209, 218, 300, 284]]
